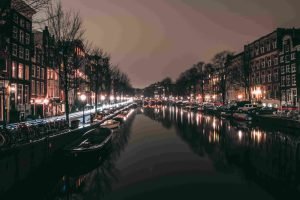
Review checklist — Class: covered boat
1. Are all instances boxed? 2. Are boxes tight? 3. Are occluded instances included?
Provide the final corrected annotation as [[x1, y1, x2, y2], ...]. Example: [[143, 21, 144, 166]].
[[100, 119, 120, 129], [64, 127, 112, 159]]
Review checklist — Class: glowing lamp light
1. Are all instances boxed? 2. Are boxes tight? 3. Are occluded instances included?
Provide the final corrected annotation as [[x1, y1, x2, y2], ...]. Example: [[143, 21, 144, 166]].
[[43, 99, 49, 105], [116, 96, 121, 101], [80, 94, 87, 102], [100, 95, 105, 101], [237, 94, 243, 100]]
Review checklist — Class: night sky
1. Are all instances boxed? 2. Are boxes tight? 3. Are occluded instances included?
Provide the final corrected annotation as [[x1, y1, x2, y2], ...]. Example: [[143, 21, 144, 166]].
[[62, 0, 300, 88]]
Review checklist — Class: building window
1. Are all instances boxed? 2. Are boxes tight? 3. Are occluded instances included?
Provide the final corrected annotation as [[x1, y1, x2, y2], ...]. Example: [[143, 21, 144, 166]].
[[267, 71, 272, 82], [41, 68, 44, 79], [274, 70, 279, 82], [268, 57, 272, 67], [280, 56, 284, 63], [24, 85, 29, 104], [20, 19, 25, 27], [267, 43, 271, 51], [36, 81, 40, 95], [13, 26, 18, 39], [256, 61, 260, 70], [18, 63, 23, 79], [260, 46, 264, 54], [291, 63, 296, 73], [12, 61, 17, 78], [286, 75, 291, 86], [12, 44, 17, 56], [19, 30, 24, 44], [36, 66, 40, 78], [19, 46, 24, 59], [281, 65, 285, 74], [41, 82, 44, 95], [292, 74, 296, 86], [291, 52, 296, 60], [272, 41, 277, 49], [285, 55, 290, 63], [13, 13, 18, 23], [261, 71, 266, 83], [25, 33, 30, 45], [281, 76, 285, 86], [261, 59, 265, 68], [25, 65, 29, 80], [17, 84, 23, 104], [274, 56, 278, 65], [25, 49, 29, 60], [284, 44, 290, 52], [26, 21, 31, 30], [286, 65, 290, 73], [32, 65, 35, 77], [31, 80, 35, 95]]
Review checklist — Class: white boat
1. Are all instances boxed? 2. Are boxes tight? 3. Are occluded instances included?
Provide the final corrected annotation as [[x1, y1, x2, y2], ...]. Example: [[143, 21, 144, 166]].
[[100, 119, 120, 129]]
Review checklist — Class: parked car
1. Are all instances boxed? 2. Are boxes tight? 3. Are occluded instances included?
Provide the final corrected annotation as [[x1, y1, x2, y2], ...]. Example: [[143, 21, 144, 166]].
[[238, 104, 258, 111], [255, 107, 277, 115]]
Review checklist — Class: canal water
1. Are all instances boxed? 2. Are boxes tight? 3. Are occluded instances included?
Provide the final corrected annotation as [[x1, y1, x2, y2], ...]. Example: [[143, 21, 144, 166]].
[[2, 106, 300, 199]]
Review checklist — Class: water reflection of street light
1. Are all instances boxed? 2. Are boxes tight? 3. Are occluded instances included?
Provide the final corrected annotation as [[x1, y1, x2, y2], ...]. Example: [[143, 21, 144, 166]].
[[80, 94, 87, 124]]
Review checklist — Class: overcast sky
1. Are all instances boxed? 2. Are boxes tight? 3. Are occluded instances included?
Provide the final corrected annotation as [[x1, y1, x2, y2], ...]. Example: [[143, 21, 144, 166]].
[[62, 0, 300, 88]]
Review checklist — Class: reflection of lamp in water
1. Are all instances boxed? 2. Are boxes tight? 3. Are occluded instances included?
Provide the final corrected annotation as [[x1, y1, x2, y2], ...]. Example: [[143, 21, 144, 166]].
[[238, 130, 243, 142]]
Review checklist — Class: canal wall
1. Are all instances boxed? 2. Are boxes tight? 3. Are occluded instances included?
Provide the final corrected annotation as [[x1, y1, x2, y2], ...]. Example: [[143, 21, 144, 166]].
[[0, 104, 134, 194]]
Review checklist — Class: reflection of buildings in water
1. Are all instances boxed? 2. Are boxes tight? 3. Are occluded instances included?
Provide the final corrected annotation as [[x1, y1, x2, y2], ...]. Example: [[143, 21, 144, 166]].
[[143, 106, 300, 192]]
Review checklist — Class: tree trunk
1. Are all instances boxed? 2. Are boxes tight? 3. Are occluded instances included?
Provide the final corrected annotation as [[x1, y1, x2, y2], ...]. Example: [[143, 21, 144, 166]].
[[63, 57, 70, 125]]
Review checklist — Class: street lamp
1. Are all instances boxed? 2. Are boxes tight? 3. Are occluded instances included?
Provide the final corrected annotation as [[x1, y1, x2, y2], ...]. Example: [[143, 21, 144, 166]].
[[80, 94, 87, 124]]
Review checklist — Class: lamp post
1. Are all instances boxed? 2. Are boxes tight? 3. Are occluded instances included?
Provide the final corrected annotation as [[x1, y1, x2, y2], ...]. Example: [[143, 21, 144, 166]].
[[80, 94, 87, 124]]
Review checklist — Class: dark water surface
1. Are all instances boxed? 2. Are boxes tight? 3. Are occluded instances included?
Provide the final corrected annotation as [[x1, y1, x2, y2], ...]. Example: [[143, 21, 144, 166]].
[[2, 106, 300, 200]]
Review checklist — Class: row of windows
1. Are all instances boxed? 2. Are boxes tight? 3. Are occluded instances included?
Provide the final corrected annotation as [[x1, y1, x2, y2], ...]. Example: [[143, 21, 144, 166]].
[[32, 65, 45, 79], [281, 89, 297, 102], [280, 53, 296, 63], [251, 72, 279, 84], [12, 62, 30, 80], [248, 40, 277, 57], [12, 26, 30, 44], [281, 74, 297, 87], [13, 13, 31, 30], [47, 69, 58, 80], [281, 64, 297, 74], [12, 44, 30, 60], [250, 56, 278, 70], [11, 84, 29, 104], [31, 80, 45, 96]]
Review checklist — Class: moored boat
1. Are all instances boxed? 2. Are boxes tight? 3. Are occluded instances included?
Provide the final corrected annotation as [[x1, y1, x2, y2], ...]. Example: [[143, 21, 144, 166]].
[[232, 111, 252, 121], [64, 127, 113, 159], [100, 119, 120, 129]]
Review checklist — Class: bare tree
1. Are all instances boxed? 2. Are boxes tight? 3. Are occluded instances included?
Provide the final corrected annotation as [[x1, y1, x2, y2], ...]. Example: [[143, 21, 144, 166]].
[[45, 0, 85, 124]]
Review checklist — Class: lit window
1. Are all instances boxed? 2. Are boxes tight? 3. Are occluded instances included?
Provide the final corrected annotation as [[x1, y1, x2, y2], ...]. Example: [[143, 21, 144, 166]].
[[31, 80, 35, 95], [285, 55, 290, 62], [291, 63, 296, 73], [18, 63, 23, 79], [17, 84, 23, 104], [26, 22, 31, 30], [12, 61, 17, 78], [25, 65, 29, 80], [41, 82, 44, 95]]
